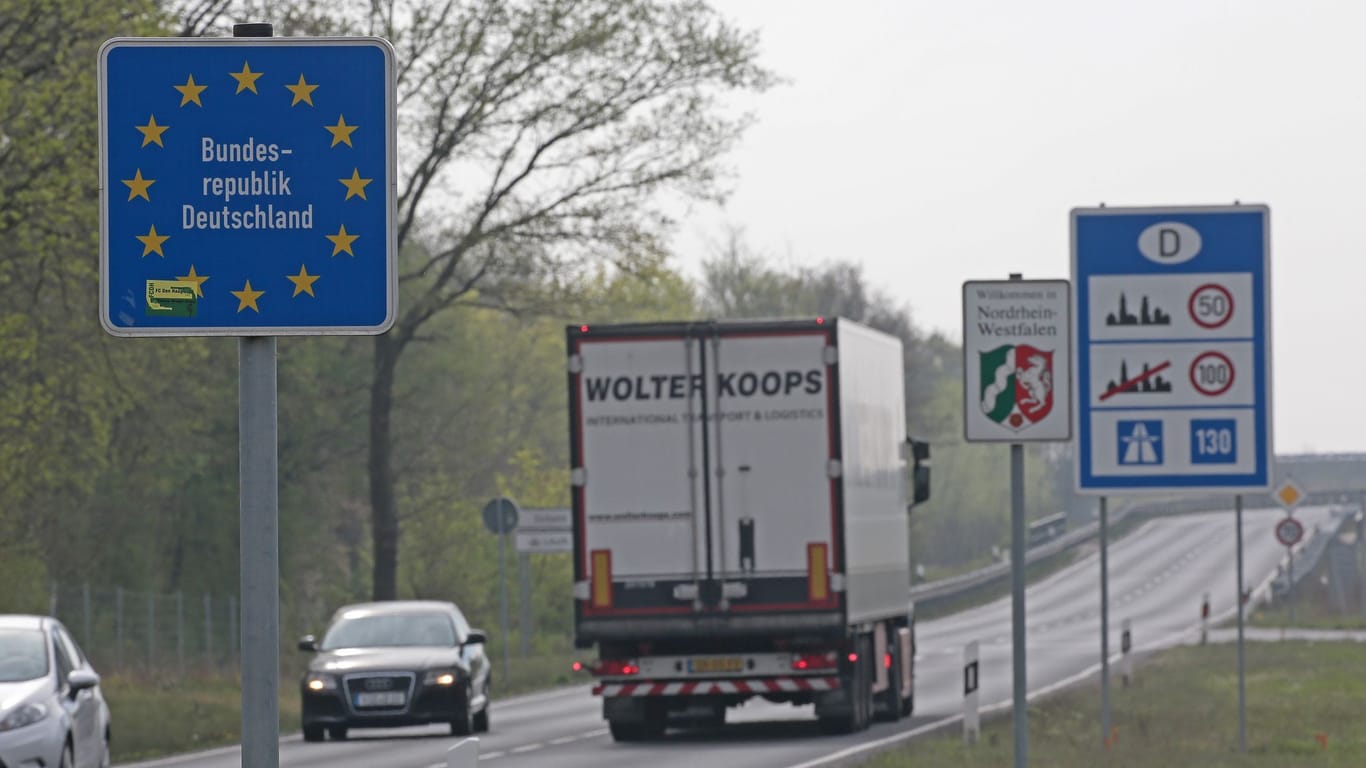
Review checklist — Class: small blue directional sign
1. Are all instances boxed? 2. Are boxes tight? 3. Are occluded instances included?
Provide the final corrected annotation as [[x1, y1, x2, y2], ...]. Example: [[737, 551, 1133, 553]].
[[1071, 205, 1272, 493], [99, 37, 396, 336]]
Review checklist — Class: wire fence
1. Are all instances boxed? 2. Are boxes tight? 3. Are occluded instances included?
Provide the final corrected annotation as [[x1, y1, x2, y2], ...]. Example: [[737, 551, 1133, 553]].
[[48, 583, 239, 675]]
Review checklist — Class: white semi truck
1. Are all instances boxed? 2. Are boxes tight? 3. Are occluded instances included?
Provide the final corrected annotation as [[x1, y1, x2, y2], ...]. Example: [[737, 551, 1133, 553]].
[[565, 318, 930, 740]]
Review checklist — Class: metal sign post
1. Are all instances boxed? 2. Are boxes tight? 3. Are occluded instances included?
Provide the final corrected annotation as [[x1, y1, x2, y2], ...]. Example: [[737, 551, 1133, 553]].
[[1235, 495, 1246, 752], [482, 497, 520, 682], [1099, 496, 1109, 744]]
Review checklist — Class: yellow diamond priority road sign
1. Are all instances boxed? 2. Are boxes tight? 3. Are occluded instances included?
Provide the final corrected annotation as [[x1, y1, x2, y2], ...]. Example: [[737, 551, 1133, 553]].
[[1274, 478, 1306, 510]]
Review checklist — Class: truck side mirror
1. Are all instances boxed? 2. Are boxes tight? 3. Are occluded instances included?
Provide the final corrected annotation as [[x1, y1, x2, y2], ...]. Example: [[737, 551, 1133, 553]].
[[908, 438, 931, 507]]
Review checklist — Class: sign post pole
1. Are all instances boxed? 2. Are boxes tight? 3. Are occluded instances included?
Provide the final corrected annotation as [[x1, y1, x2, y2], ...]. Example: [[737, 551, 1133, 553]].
[[519, 553, 532, 658], [1100, 495, 1109, 746], [233, 23, 279, 768], [1236, 494, 1246, 752], [499, 530, 510, 682], [1010, 441, 1026, 768], [239, 332, 278, 768], [482, 497, 520, 683]]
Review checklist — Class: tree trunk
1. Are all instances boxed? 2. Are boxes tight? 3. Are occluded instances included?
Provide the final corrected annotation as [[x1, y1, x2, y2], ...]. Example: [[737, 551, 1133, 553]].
[[369, 333, 401, 600]]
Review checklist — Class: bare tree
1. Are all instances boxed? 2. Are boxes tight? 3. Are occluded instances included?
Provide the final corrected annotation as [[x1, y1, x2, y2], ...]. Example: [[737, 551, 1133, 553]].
[[193, 0, 772, 598]]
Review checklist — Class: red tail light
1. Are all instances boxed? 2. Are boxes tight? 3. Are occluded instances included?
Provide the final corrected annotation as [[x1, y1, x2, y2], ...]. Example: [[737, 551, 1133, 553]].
[[791, 651, 839, 671], [884, 653, 893, 669], [592, 659, 640, 676]]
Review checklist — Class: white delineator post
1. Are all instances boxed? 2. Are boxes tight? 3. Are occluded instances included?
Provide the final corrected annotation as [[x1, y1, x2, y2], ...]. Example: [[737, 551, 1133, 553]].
[[1201, 592, 1210, 645], [447, 738, 479, 767], [964, 640, 980, 744], [1120, 619, 1133, 687]]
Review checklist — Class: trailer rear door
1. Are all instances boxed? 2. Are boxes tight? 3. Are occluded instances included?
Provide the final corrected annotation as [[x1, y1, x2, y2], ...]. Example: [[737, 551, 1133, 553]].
[[569, 324, 842, 624]]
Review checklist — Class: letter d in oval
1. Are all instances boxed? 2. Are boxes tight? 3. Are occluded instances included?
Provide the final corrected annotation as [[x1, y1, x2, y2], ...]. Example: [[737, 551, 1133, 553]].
[[1137, 221, 1201, 265]]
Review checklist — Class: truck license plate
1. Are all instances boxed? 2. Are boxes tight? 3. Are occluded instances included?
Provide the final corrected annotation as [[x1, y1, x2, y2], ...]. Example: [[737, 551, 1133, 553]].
[[688, 656, 743, 674], [355, 691, 406, 707]]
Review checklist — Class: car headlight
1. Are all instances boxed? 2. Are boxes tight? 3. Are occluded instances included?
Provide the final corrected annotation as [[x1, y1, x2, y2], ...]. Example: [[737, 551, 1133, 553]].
[[423, 670, 458, 687], [0, 702, 49, 732], [304, 674, 338, 692]]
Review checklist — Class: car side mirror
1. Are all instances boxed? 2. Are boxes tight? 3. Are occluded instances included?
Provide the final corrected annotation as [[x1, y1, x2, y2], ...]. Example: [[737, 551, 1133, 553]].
[[298, 635, 318, 652], [68, 668, 99, 696], [464, 629, 487, 646]]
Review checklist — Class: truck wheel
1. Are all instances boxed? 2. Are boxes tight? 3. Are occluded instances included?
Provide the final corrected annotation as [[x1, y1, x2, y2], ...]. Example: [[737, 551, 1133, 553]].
[[875, 640, 903, 723], [818, 635, 872, 734], [609, 715, 665, 742]]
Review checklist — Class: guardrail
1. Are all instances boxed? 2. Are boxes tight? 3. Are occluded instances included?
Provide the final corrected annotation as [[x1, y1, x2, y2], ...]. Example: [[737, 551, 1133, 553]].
[[908, 496, 1364, 614]]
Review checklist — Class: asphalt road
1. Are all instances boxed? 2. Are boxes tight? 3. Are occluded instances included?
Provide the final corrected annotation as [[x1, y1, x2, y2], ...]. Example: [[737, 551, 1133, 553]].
[[121, 505, 1338, 768]]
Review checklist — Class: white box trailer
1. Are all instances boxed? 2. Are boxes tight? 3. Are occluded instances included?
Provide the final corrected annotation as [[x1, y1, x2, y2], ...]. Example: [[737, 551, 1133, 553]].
[[566, 318, 929, 740]]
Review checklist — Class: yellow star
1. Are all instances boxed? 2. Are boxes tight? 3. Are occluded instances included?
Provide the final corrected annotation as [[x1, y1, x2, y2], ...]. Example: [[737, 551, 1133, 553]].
[[326, 224, 359, 256], [136, 115, 169, 148], [285, 74, 318, 107], [174, 74, 207, 107], [325, 115, 358, 147], [175, 265, 210, 297], [230, 61, 264, 94], [286, 265, 321, 297], [122, 169, 155, 201], [338, 168, 373, 201], [231, 280, 265, 313], [136, 224, 170, 257]]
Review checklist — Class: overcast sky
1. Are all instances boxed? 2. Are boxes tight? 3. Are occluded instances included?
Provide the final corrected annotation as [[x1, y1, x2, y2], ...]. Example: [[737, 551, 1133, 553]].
[[673, 0, 1364, 454]]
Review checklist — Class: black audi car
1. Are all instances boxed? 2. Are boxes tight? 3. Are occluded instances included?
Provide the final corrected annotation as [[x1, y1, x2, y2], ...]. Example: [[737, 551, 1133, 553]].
[[298, 600, 491, 741]]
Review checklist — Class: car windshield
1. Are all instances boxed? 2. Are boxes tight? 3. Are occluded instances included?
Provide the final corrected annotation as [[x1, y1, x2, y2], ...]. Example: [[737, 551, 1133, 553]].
[[0, 629, 48, 682], [321, 613, 456, 650]]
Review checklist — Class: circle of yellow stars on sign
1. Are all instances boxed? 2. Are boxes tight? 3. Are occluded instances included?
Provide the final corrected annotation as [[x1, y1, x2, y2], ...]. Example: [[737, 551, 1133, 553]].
[[119, 57, 379, 316]]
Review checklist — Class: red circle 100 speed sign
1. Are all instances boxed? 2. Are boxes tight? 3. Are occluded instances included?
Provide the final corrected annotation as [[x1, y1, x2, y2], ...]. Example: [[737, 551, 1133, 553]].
[[1275, 517, 1304, 547]]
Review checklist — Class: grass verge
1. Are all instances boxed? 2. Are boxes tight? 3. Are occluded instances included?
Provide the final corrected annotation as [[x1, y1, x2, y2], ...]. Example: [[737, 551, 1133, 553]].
[[864, 641, 1366, 767], [106, 650, 583, 763]]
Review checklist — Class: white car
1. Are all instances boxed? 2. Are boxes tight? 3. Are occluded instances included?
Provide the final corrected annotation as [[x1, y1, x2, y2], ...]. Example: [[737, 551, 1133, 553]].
[[0, 615, 111, 768]]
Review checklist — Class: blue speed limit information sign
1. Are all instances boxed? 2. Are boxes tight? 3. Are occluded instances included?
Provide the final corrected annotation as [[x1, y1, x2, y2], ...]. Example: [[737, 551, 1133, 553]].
[[1071, 205, 1272, 494], [98, 37, 396, 336]]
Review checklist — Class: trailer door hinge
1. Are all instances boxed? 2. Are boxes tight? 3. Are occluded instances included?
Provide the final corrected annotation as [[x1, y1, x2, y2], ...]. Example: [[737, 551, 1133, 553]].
[[830, 573, 846, 593]]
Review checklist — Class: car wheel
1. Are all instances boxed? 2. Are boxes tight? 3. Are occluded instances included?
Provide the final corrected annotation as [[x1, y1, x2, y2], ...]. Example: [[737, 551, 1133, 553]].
[[99, 730, 112, 768], [328, 726, 348, 740], [450, 684, 475, 736], [303, 724, 326, 742], [59, 740, 75, 768]]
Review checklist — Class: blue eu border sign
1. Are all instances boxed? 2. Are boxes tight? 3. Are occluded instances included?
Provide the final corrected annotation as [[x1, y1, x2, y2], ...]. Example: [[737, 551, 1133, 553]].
[[1071, 205, 1272, 494], [99, 37, 396, 336]]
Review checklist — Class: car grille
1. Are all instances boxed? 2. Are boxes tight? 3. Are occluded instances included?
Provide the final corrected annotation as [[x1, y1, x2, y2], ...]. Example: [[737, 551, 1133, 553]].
[[342, 672, 416, 711]]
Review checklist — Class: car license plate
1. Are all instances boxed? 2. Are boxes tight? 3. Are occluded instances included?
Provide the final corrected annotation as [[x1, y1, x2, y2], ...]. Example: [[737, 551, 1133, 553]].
[[688, 656, 743, 674], [355, 691, 406, 708]]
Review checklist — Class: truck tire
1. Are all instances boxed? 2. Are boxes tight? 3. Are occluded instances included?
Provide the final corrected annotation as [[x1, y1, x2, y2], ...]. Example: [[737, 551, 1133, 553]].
[[608, 700, 666, 742], [874, 636, 903, 723], [818, 635, 872, 734]]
